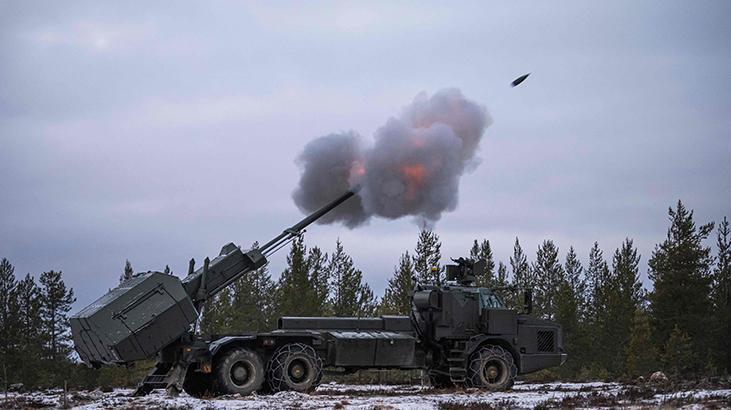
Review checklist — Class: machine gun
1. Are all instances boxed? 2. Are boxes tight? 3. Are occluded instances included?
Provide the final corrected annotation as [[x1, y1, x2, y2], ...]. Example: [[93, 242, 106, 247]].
[[70, 188, 358, 392], [442, 257, 534, 315], [445, 257, 485, 286]]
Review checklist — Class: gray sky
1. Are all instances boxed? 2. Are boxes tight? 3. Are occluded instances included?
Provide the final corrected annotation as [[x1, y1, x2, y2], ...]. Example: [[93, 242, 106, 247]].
[[1, 1, 729, 312]]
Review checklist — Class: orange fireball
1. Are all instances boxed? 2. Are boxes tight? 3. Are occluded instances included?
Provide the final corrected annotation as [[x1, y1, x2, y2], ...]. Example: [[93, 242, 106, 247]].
[[401, 164, 427, 201], [350, 161, 366, 177], [401, 164, 426, 183]]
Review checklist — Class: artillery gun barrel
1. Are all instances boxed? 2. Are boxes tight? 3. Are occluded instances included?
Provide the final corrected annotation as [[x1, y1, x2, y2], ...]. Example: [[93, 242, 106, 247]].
[[260, 187, 359, 255], [184, 186, 360, 302]]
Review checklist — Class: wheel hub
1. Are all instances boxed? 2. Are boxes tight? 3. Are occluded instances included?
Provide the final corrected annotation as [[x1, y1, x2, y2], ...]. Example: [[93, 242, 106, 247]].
[[288, 359, 308, 382], [231, 362, 250, 385], [482, 359, 503, 384], [486, 365, 499, 380]]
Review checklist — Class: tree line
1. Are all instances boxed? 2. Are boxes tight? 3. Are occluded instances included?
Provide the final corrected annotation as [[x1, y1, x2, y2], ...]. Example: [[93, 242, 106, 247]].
[[0, 199, 728, 390], [0, 264, 77, 389]]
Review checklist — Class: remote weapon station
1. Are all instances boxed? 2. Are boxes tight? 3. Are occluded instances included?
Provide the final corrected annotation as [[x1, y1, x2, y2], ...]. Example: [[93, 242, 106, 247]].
[[71, 189, 566, 397]]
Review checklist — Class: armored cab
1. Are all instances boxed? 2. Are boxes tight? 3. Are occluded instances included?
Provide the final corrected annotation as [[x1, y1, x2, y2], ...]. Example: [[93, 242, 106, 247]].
[[412, 258, 566, 380], [415, 285, 516, 340], [70, 272, 198, 366]]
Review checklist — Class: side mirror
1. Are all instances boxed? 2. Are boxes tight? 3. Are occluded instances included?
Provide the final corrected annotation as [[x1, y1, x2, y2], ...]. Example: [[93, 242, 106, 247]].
[[523, 289, 533, 315]]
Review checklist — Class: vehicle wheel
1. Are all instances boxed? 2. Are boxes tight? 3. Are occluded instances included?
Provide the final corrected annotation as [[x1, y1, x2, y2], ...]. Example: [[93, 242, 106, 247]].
[[428, 371, 453, 389], [466, 345, 517, 390], [216, 348, 265, 396], [183, 366, 214, 398], [267, 343, 323, 393]]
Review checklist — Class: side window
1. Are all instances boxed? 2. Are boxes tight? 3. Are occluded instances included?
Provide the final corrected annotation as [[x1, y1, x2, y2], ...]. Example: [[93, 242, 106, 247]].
[[479, 289, 504, 309]]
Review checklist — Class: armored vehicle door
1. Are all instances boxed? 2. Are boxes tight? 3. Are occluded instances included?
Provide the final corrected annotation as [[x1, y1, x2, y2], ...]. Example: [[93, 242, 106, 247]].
[[435, 288, 480, 339], [479, 288, 516, 335]]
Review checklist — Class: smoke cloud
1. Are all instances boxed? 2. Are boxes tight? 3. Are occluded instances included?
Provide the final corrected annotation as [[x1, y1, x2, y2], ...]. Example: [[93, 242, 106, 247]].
[[292, 88, 491, 227]]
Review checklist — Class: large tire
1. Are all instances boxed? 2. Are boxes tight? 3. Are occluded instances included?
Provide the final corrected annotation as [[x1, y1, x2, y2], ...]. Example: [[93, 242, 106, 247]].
[[266, 343, 323, 393], [466, 345, 517, 390], [216, 348, 265, 396], [183, 366, 214, 398]]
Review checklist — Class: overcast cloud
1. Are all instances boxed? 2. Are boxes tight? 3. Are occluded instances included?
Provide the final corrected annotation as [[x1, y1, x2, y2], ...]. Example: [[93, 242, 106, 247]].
[[1, 1, 729, 311]]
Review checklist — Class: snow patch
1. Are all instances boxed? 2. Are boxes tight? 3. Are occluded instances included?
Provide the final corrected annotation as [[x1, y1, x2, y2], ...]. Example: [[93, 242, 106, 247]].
[[1, 382, 729, 409]]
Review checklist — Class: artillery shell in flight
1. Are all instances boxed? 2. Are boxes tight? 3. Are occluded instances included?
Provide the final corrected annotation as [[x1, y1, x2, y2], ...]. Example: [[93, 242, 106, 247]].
[[511, 73, 530, 87]]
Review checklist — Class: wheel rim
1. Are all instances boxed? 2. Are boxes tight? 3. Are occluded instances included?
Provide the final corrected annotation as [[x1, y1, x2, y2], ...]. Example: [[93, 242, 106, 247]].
[[230, 361, 253, 386], [288, 358, 309, 383], [483, 359, 505, 384]]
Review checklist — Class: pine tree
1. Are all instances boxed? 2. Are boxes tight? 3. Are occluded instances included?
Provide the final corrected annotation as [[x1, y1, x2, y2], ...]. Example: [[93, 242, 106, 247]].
[[470, 239, 495, 288], [648, 201, 714, 364], [711, 216, 731, 374], [625, 308, 657, 378], [358, 284, 378, 317], [37, 269, 76, 387], [554, 246, 586, 377], [585, 242, 611, 319], [532, 240, 564, 319], [482, 239, 495, 287], [613, 239, 643, 310], [585, 242, 613, 373], [554, 279, 579, 376], [378, 251, 414, 315], [607, 238, 644, 373], [13, 274, 43, 386], [508, 238, 533, 310], [379, 252, 415, 315], [38, 270, 76, 362], [329, 240, 349, 315], [201, 288, 233, 335], [274, 236, 317, 317], [308, 246, 330, 316], [495, 261, 509, 288], [662, 324, 697, 379], [120, 259, 134, 283], [0, 258, 19, 386], [226, 242, 277, 333], [330, 239, 377, 317], [470, 240, 479, 261], [413, 229, 442, 285], [510, 237, 532, 288], [564, 247, 586, 306]]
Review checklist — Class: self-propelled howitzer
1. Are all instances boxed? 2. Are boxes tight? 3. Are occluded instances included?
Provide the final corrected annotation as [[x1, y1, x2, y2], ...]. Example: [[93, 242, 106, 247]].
[[72, 187, 566, 397], [70, 189, 358, 369]]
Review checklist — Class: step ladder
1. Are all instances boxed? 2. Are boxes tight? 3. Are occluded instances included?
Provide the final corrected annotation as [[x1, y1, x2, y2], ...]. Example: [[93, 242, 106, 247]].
[[447, 340, 468, 384], [134, 362, 186, 396]]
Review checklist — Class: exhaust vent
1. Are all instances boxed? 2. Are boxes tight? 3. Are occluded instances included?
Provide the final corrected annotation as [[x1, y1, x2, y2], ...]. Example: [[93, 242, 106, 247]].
[[537, 330, 555, 352]]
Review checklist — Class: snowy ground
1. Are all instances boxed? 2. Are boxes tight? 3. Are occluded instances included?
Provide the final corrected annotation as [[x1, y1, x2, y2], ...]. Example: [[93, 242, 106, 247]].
[[2, 381, 730, 409]]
